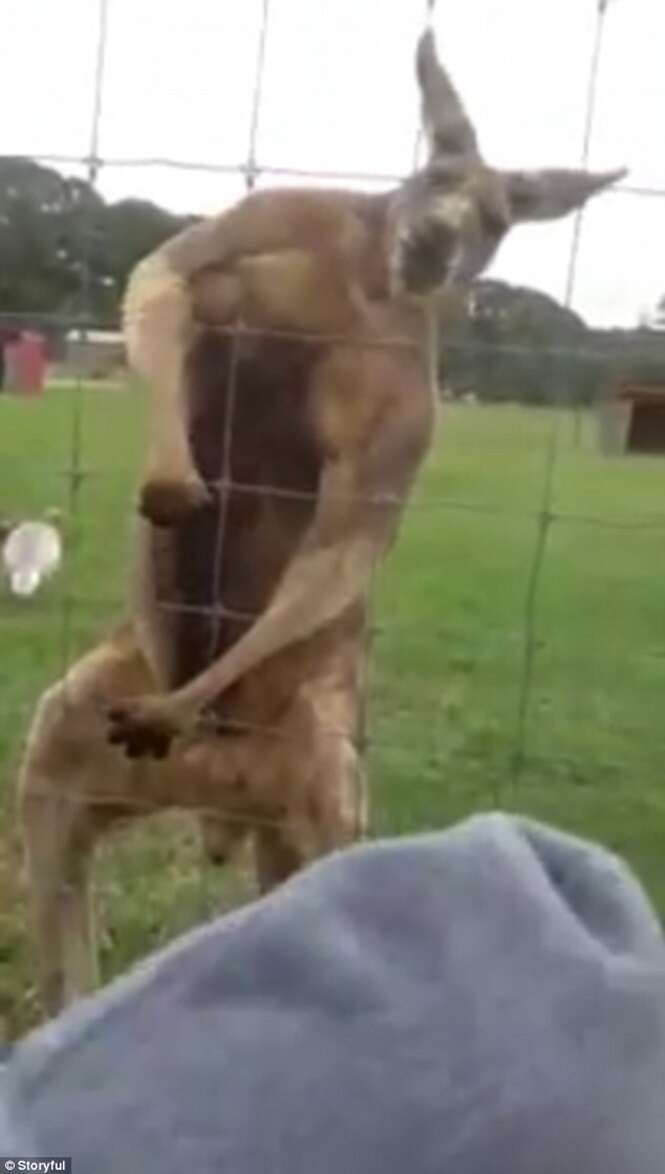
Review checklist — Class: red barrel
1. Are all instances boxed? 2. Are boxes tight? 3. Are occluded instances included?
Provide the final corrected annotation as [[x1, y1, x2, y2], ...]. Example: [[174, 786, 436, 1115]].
[[5, 332, 47, 395]]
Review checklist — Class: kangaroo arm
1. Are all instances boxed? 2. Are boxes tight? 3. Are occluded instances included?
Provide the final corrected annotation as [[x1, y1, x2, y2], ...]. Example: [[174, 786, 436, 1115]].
[[170, 536, 382, 718], [161, 187, 371, 278], [160, 390, 429, 724], [109, 480, 396, 758], [163, 463, 397, 722], [122, 189, 372, 514], [124, 187, 374, 372]]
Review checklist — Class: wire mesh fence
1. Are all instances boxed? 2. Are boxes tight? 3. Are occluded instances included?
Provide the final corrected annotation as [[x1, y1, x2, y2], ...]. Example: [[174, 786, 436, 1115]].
[[1, 0, 665, 1029]]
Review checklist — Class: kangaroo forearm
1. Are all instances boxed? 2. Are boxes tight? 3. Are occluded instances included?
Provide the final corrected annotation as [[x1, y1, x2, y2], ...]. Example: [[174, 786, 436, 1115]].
[[124, 190, 361, 393], [168, 534, 379, 717], [160, 189, 364, 281]]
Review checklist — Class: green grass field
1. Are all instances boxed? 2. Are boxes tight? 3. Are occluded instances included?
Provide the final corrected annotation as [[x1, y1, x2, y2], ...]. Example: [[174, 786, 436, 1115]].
[[1, 385, 665, 1035]]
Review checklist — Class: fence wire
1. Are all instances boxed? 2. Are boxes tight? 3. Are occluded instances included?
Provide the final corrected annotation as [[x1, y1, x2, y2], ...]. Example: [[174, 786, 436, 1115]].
[[510, 0, 613, 786], [2, 0, 665, 1001]]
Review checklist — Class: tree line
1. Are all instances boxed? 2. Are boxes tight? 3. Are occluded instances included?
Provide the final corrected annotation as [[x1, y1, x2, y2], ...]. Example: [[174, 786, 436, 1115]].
[[2, 157, 665, 403], [443, 280, 665, 406], [0, 157, 192, 324]]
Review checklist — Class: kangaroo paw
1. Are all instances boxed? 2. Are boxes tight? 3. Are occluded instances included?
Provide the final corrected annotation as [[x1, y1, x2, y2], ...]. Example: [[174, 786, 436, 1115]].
[[139, 475, 211, 527], [107, 696, 183, 760]]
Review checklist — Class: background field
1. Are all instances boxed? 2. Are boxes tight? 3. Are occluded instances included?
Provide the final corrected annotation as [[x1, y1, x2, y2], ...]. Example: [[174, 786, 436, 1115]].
[[1, 385, 665, 1036]]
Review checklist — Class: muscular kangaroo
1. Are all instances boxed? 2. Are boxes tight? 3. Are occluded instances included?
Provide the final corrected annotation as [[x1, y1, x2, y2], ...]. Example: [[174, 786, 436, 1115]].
[[18, 29, 624, 1015]]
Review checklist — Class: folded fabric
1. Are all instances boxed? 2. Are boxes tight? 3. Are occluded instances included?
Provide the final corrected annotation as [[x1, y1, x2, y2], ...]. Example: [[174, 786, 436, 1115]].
[[4, 813, 665, 1172]]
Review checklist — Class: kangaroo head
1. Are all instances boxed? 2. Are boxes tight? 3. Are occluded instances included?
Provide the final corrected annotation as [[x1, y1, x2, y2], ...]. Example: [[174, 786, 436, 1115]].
[[389, 29, 626, 300]]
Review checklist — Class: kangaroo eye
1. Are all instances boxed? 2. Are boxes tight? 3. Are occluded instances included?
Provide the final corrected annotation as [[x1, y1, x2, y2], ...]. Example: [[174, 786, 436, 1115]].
[[479, 205, 508, 237]]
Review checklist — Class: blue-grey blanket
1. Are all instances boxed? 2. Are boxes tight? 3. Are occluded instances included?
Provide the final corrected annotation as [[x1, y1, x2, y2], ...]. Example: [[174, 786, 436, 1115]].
[[3, 814, 665, 1172]]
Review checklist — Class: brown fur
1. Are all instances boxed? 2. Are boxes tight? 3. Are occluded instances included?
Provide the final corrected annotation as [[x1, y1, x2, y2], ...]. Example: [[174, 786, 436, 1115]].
[[18, 622, 365, 1013], [17, 29, 625, 1018], [18, 242, 431, 1017]]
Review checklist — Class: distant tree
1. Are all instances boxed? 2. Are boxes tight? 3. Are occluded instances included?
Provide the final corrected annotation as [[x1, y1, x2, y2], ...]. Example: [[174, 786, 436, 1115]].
[[98, 199, 196, 321], [441, 280, 595, 405], [441, 282, 665, 407], [0, 157, 103, 315], [0, 157, 193, 324]]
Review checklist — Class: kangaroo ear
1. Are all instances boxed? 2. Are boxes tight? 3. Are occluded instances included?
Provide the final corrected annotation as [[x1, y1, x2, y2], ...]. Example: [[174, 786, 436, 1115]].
[[415, 29, 480, 161], [504, 167, 627, 223]]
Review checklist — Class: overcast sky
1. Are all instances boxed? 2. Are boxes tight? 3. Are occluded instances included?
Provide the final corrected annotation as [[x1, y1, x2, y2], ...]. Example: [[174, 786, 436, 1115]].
[[3, 0, 664, 327]]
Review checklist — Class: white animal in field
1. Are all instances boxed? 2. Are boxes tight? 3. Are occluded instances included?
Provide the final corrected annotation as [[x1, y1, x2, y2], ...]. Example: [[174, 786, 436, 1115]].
[[2, 512, 63, 597]]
